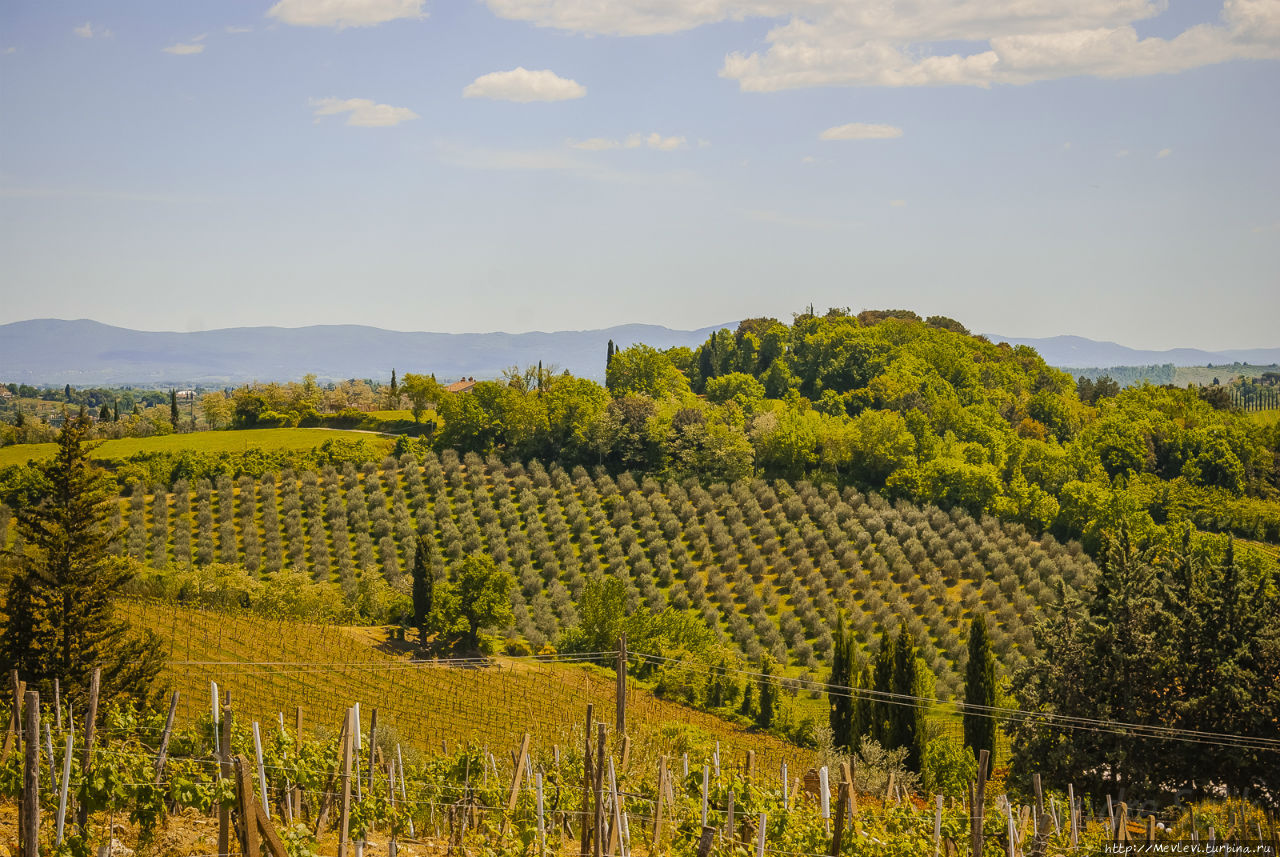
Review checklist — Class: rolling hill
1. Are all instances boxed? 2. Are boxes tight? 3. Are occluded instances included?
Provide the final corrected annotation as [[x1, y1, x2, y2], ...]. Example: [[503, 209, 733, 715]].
[[88, 450, 1099, 698]]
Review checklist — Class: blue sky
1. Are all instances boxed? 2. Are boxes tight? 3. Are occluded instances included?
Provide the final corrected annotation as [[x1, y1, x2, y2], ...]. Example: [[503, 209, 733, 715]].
[[1, 0, 1277, 349]]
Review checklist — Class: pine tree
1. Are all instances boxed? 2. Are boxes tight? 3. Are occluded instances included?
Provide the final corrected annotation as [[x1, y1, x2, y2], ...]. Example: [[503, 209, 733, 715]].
[[0, 415, 164, 704], [828, 611, 855, 750], [963, 613, 998, 764], [411, 532, 434, 642]]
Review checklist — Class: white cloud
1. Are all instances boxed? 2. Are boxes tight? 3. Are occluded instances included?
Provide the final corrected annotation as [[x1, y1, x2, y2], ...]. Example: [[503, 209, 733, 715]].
[[889, 199, 907, 207], [1157, 147, 1173, 157], [819, 122, 903, 141], [463, 67, 586, 102], [163, 43, 205, 55], [481, 1, 1280, 89], [311, 97, 419, 127], [74, 22, 111, 39], [1063, 141, 1073, 149], [569, 132, 687, 150], [268, 0, 426, 28]]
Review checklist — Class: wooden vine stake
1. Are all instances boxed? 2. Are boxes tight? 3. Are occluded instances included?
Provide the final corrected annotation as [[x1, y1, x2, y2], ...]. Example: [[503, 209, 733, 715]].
[[594, 723, 607, 857], [1067, 785, 1078, 848], [828, 777, 848, 857], [154, 690, 179, 783], [616, 633, 627, 735], [21, 690, 39, 857], [234, 754, 290, 857], [56, 727, 73, 845], [502, 732, 532, 836], [841, 761, 858, 836], [580, 704, 594, 857], [218, 701, 233, 857], [76, 667, 100, 833], [652, 757, 668, 853], [971, 749, 989, 857], [338, 707, 355, 857], [1031, 773, 1048, 857], [934, 794, 943, 857]]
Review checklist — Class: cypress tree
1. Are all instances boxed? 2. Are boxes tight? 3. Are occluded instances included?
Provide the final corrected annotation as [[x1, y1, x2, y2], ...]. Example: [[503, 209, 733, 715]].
[[697, 343, 715, 387], [0, 415, 164, 704], [828, 611, 855, 749], [739, 677, 754, 719], [756, 655, 778, 729], [964, 614, 998, 764], [170, 389, 179, 427], [870, 628, 894, 745], [889, 622, 927, 772], [410, 532, 434, 642], [852, 663, 873, 747]]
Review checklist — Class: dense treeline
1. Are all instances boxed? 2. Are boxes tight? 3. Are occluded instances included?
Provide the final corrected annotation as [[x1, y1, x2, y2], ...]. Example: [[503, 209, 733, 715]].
[[1010, 526, 1280, 803], [417, 310, 1280, 546]]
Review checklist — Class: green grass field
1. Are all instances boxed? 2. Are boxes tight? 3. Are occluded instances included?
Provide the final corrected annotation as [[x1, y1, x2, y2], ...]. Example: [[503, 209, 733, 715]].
[[0, 427, 394, 468], [1245, 409, 1280, 428]]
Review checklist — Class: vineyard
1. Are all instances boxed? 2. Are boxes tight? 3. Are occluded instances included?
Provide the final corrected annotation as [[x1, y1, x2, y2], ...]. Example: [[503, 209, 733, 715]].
[[5, 667, 1275, 857], [0, 450, 1103, 696], [117, 598, 806, 777]]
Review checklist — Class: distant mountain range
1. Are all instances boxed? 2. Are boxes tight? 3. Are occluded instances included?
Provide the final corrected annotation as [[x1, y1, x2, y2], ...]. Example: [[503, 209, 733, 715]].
[[984, 335, 1280, 369], [0, 319, 729, 387], [1, 319, 1277, 387]]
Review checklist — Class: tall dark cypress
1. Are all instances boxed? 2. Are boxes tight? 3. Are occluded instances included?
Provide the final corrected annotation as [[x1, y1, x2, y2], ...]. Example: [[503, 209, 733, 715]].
[[755, 655, 778, 729], [852, 663, 873, 747], [411, 533, 434, 642], [871, 628, 894, 746], [889, 622, 927, 772], [170, 389, 179, 427], [963, 613, 998, 764], [828, 611, 855, 750]]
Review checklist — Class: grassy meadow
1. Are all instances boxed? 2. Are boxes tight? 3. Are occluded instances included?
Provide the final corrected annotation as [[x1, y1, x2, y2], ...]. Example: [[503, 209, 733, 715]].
[[0, 427, 395, 468]]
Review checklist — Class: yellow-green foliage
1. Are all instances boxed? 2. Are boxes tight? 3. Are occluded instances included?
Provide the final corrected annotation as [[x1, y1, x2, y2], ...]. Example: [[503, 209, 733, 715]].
[[119, 598, 806, 775], [0, 427, 392, 468]]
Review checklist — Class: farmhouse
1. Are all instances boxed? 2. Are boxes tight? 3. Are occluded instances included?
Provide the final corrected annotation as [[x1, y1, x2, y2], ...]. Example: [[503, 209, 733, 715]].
[[445, 377, 477, 394]]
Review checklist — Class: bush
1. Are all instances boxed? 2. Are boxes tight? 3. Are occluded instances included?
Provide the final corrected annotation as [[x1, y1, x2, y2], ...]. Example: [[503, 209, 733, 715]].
[[922, 732, 977, 801]]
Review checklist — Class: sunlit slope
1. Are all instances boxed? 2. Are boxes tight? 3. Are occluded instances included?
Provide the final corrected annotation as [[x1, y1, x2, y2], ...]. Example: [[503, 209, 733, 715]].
[[110, 451, 1098, 695]]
